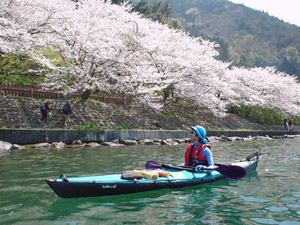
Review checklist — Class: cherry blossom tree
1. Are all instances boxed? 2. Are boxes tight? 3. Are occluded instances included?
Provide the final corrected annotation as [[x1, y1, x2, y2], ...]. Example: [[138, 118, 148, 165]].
[[1, 0, 300, 116], [223, 66, 300, 115], [1, 0, 222, 101], [0, 0, 33, 54]]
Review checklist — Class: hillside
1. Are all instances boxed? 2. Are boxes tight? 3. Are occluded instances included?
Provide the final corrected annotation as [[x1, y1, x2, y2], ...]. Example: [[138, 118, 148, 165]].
[[146, 0, 300, 79]]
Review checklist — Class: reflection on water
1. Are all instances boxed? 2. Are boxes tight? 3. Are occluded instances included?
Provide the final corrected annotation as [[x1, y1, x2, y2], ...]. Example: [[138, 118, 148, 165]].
[[0, 139, 300, 224]]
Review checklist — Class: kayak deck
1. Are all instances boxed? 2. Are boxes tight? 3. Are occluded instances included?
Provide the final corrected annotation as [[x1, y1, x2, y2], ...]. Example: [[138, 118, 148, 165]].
[[53, 169, 221, 183]]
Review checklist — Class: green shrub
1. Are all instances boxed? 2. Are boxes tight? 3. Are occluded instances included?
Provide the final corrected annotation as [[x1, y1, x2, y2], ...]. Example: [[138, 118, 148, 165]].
[[0, 53, 46, 86], [71, 124, 98, 130], [227, 104, 300, 125], [227, 104, 284, 124], [69, 97, 87, 103], [114, 124, 128, 130]]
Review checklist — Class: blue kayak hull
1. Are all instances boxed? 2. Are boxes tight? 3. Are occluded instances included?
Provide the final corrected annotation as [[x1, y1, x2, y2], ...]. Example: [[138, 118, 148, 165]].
[[46, 154, 259, 198]]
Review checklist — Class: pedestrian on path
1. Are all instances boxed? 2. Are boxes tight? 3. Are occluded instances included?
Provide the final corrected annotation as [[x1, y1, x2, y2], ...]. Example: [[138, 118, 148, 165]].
[[284, 117, 289, 131], [289, 118, 294, 131], [40, 101, 51, 127], [62, 102, 72, 127]]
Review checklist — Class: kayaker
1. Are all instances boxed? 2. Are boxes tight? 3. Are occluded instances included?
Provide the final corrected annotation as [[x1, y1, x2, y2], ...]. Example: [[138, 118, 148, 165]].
[[183, 125, 215, 171]]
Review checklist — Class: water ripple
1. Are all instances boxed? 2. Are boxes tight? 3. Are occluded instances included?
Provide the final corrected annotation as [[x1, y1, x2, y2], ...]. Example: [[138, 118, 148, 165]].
[[0, 139, 300, 224]]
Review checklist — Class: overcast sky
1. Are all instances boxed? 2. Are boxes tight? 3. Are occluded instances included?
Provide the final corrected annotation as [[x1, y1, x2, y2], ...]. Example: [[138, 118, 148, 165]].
[[229, 0, 300, 27]]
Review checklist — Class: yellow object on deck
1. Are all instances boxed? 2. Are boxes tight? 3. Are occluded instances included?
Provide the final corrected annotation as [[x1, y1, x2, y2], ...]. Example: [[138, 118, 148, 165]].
[[132, 170, 146, 175], [144, 171, 159, 180], [132, 170, 173, 179]]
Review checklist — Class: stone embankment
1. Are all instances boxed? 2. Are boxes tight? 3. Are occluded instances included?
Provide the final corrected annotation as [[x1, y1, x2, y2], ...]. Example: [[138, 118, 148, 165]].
[[0, 96, 290, 131], [1, 133, 299, 152]]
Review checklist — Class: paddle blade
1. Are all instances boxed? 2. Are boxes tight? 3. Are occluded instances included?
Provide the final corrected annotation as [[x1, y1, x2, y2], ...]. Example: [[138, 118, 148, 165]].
[[215, 165, 247, 179], [145, 160, 161, 170]]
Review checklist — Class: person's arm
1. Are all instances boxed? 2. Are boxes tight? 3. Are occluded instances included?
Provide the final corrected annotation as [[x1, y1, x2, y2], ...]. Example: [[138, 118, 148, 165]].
[[68, 104, 72, 114], [46, 104, 51, 112], [203, 147, 214, 166]]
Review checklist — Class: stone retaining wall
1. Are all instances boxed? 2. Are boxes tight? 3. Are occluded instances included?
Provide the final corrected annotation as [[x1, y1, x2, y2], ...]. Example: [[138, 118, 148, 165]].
[[0, 96, 289, 131], [1, 129, 299, 145]]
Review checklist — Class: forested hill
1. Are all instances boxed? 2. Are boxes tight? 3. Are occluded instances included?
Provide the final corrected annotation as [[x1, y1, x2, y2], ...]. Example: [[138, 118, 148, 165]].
[[147, 0, 300, 80]]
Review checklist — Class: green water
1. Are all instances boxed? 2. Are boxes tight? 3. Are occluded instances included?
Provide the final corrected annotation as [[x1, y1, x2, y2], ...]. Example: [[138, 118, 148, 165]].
[[0, 139, 300, 225]]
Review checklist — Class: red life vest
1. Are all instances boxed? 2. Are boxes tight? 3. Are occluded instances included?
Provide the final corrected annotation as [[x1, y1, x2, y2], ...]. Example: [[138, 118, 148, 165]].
[[184, 144, 211, 166]]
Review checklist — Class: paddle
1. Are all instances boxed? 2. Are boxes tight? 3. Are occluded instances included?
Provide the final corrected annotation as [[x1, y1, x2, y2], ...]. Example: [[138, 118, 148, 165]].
[[145, 160, 247, 179]]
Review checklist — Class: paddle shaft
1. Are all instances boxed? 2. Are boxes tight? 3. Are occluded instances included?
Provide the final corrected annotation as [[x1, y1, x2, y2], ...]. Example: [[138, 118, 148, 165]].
[[145, 160, 246, 179], [161, 164, 227, 172], [161, 164, 246, 179]]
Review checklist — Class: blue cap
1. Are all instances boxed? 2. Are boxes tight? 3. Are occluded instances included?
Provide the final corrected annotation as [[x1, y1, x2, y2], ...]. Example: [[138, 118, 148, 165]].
[[190, 125, 208, 144]]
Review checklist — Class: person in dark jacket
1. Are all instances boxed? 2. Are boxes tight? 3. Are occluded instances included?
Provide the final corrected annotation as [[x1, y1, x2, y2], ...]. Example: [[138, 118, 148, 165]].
[[63, 102, 72, 127], [40, 101, 51, 126]]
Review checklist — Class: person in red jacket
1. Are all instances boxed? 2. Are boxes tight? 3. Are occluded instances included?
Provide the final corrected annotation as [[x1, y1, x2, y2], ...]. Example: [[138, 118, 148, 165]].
[[184, 126, 214, 171]]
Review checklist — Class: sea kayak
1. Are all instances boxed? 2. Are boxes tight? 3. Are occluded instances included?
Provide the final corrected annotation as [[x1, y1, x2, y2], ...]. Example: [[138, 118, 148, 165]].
[[46, 151, 261, 198]]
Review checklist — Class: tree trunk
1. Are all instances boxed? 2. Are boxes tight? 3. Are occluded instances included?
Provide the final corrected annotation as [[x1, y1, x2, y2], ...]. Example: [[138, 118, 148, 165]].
[[81, 89, 91, 100]]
